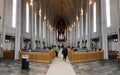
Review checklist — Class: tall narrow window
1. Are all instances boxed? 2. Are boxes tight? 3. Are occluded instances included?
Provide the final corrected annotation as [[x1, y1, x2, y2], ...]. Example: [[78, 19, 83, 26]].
[[12, 0, 17, 28], [26, 2, 29, 33], [35, 13, 37, 36], [106, 0, 111, 27], [93, 2, 96, 32]]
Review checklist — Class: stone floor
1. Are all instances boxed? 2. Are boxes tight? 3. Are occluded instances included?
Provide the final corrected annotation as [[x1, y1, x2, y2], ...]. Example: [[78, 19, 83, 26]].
[[72, 60, 120, 75], [0, 58, 120, 75], [0, 59, 50, 75], [46, 49, 76, 75]]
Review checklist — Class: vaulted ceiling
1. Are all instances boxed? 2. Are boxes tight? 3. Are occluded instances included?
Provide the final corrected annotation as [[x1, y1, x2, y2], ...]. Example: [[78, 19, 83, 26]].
[[36, 0, 87, 29]]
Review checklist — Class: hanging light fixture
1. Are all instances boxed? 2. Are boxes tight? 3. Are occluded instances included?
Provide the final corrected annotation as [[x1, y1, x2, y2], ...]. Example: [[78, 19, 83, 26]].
[[89, 0, 92, 5], [76, 16, 79, 21], [39, 9, 41, 16], [30, 0, 33, 6], [74, 22, 76, 27], [44, 16, 46, 21], [81, 8, 83, 16], [69, 27, 72, 32]]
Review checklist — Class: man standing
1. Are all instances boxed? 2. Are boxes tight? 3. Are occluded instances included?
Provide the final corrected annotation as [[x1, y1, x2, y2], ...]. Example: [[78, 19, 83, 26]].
[[62, 45, 68, 61]]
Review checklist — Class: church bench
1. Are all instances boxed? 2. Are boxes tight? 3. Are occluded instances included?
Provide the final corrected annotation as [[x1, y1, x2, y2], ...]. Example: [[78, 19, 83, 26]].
[[3, 49, 14, 59], [68, 49, 103, 63], [19, 49, 55, 63]]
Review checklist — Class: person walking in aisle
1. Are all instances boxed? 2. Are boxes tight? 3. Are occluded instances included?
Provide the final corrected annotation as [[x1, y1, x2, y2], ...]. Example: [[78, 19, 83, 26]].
[[55, 45, 59, 57], [62, 45, 68, 61]]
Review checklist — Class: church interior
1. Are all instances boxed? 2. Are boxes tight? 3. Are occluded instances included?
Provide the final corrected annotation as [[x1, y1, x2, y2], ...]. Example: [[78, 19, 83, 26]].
[[0, 0, 120, 75]]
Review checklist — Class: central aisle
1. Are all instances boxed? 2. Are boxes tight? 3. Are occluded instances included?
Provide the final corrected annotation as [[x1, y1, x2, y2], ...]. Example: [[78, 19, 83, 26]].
[[46, 49, 76, 75]]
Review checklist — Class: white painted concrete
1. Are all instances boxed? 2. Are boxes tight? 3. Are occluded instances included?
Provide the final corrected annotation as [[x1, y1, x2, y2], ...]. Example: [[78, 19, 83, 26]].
[[46, 49, 76, 75]]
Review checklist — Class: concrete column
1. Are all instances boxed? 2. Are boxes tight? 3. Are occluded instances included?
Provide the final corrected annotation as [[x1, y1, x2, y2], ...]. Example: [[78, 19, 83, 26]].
[[1, 0, 6, 57], [44, 21, 47, 47], [49, 29, 51, 46], [68, 29, 70, 46], [71, 29, 73, 47], [76, 21, 79, 47], [75, 24, 77, 47], [101, 0, 108, 59], [48, 27, 50, 46], [80, 15, 83, 48], [71, 31, 73, 47], [46, 26, 49, 46], [86, 0, 91, 50], [51, 30, 53, 45], [73, 27, 75, 47], [53, 29, 56, 43], [118, 0, 120, 50], [77, 21, 80, 48], [76, 22, 78, 47], [36, 14, 39, 48], [14, 0, 22, 60], [47, 26, 49, 46], [40, 19, 43, 48], [118, 28, 120, 51], [67, 27, 69, 45], [31, 2, 36, 49], [71, 28, 73, 47], [53, 30, 55, 44], [70, 31, 72, 47], [45, 23, 48, 47], [38, 15, 41, 48]]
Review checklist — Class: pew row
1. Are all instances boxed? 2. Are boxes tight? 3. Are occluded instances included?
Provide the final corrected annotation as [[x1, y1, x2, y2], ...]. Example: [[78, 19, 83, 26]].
[[68, 48, 103, 63], [19, 49, 55, 63], [3, 50, 14, 59]]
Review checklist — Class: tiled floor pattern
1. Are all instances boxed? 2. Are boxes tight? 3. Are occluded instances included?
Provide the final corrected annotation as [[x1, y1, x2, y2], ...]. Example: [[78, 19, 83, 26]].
[[72, 60, 120, 75], [0, 59, 50, 75], [0, 58, 120, 75]]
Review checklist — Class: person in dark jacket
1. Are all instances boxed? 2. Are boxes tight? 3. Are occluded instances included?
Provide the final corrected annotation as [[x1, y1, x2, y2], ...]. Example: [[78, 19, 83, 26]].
[[62, 45, 68, 61]]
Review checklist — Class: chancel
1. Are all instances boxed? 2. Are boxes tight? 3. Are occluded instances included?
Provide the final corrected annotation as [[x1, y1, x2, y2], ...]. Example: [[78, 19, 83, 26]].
[[0, 0, 120, 75]]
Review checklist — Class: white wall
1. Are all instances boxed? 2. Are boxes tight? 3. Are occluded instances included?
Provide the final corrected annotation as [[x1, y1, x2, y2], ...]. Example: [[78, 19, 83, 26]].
[[4, 0, 16, 36], [22, 0, 31, 39], [108, 39, 119, 51], [91, 0, 101, 39], [5, 39, 15, 50], [107, 0, 119, 35]]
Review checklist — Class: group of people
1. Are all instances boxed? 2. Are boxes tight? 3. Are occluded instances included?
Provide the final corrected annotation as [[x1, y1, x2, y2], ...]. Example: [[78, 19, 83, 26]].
[[54, 44, 68, 61]]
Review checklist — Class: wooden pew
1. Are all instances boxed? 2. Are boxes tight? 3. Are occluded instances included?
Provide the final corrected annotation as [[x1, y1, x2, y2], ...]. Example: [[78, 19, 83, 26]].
[[108, 50, 118, 59], [68, 49, 103, 63], [3, 49, 14, 59], [19, 49, 55, 63], [117, 54, 120, 62]]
